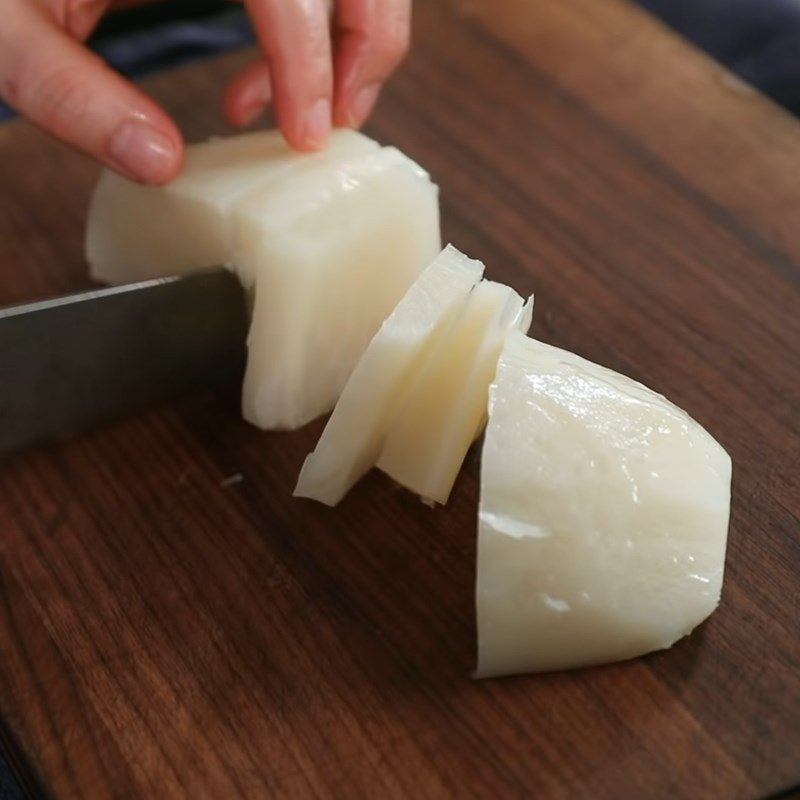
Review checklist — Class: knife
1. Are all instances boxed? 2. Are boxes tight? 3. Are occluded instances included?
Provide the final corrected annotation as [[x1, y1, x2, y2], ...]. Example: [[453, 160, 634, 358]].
[[0, 269, 249, 458]]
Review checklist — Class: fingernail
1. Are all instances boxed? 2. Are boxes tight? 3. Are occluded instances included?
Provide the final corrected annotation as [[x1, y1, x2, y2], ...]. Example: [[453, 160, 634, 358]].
[[349, 83, 380, 127], [303, 98, 331, 149], [108, 120, 178, 184]]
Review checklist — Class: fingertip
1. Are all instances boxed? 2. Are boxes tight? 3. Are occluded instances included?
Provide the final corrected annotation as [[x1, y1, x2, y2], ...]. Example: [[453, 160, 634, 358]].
[[279, 96, 331, 151], [107, 118, 183, 184], [244, 0, 333, 151], [302, 96, 332, 149], [334, 81, 380, 128]]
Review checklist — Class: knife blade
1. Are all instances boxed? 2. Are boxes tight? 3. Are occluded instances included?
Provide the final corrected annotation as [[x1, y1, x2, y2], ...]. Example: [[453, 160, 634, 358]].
[[0, 268, 249, 458]]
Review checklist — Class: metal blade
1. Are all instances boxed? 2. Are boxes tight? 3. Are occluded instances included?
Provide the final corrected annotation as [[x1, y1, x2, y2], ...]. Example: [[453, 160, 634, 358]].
[[0, 269, 249, 458]]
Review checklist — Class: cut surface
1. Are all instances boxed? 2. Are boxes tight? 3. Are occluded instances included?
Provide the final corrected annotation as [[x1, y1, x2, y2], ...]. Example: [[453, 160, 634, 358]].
[[476, 332, 732, 677], [376, 283, 532, 505], [294, 245, 483, 506], [240, 147, 441, 429]]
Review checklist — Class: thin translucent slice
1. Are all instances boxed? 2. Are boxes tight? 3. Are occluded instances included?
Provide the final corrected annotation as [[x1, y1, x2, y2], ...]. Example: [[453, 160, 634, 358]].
[[294, 245, 483, 505], [86, 129, 377, 284], [476, 333, 732, 677], [376, 283, 532, 505], [240, 148, 441, 429]]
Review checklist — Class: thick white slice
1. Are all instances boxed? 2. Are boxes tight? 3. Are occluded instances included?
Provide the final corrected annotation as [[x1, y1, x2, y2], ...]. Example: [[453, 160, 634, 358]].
[[239, 147, 441, 429], [294, 245, 483, 505], [476, 333, 732, 677], [376, 283, 532, 505], [86, 129, 378, 284]]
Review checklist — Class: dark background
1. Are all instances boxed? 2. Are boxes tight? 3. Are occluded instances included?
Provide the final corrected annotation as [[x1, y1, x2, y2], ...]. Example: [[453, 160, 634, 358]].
[[1, 0, 799, 120], [91, 0, 800, 117], [640, 0, 800, 114], [88, 0, 800, 118]]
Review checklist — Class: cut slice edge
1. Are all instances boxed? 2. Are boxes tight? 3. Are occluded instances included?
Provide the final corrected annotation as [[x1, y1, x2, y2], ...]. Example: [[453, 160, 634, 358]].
[[293, 245, 484, 506], [376, 282, 533, 505]]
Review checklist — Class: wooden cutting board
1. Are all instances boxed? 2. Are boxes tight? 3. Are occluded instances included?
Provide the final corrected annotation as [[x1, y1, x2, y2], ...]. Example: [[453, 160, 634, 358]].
[[1, 1, 799, 797]]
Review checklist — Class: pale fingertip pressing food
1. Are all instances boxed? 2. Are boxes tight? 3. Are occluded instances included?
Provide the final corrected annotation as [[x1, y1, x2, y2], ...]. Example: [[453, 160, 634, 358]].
[[294, 244, 484, 505], [475, 332, 732, 678]]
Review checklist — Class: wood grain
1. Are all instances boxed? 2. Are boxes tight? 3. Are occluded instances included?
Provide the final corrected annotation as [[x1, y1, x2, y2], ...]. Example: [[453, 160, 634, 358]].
[[1, 1, 799, 797]]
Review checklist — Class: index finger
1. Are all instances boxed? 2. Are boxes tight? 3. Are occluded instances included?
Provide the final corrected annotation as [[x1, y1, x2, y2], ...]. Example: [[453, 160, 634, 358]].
[[243, 0, 333, 150]]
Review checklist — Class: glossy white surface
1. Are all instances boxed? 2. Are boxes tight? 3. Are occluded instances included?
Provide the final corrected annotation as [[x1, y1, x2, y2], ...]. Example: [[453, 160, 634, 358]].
[[476, 333, 731, 677], [86, 130, 440, 430], [294, 245, 483, 505], [377, 283, 532, 504], [240, 147, 441, 429]]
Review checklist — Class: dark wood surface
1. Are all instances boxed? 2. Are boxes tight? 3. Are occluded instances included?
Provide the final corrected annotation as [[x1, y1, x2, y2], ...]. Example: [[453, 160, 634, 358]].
[[1, 0, 799, 797]]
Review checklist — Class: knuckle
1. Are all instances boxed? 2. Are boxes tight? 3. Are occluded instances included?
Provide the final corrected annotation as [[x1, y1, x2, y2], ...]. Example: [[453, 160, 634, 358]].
[[16, 59, 93, 131]]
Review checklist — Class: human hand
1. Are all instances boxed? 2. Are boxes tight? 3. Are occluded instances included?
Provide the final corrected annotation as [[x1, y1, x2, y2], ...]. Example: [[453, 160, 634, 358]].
[[0, 1, 411, 185], [227, 1, 412, 150]]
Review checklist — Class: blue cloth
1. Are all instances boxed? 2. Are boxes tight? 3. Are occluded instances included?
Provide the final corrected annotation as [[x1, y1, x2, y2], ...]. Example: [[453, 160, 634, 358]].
[[0, 750, 22, 800], [637, 0, 800, 113], [92, 11, 253, 78]]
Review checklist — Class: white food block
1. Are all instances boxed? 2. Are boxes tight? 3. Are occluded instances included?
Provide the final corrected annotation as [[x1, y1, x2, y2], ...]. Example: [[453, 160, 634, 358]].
[[294, 245, 484, 506], [238, 147, 441, 430], [86, 129, 378, 284], [476, 333, 732, 677], [377, 283, 532, 505]]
